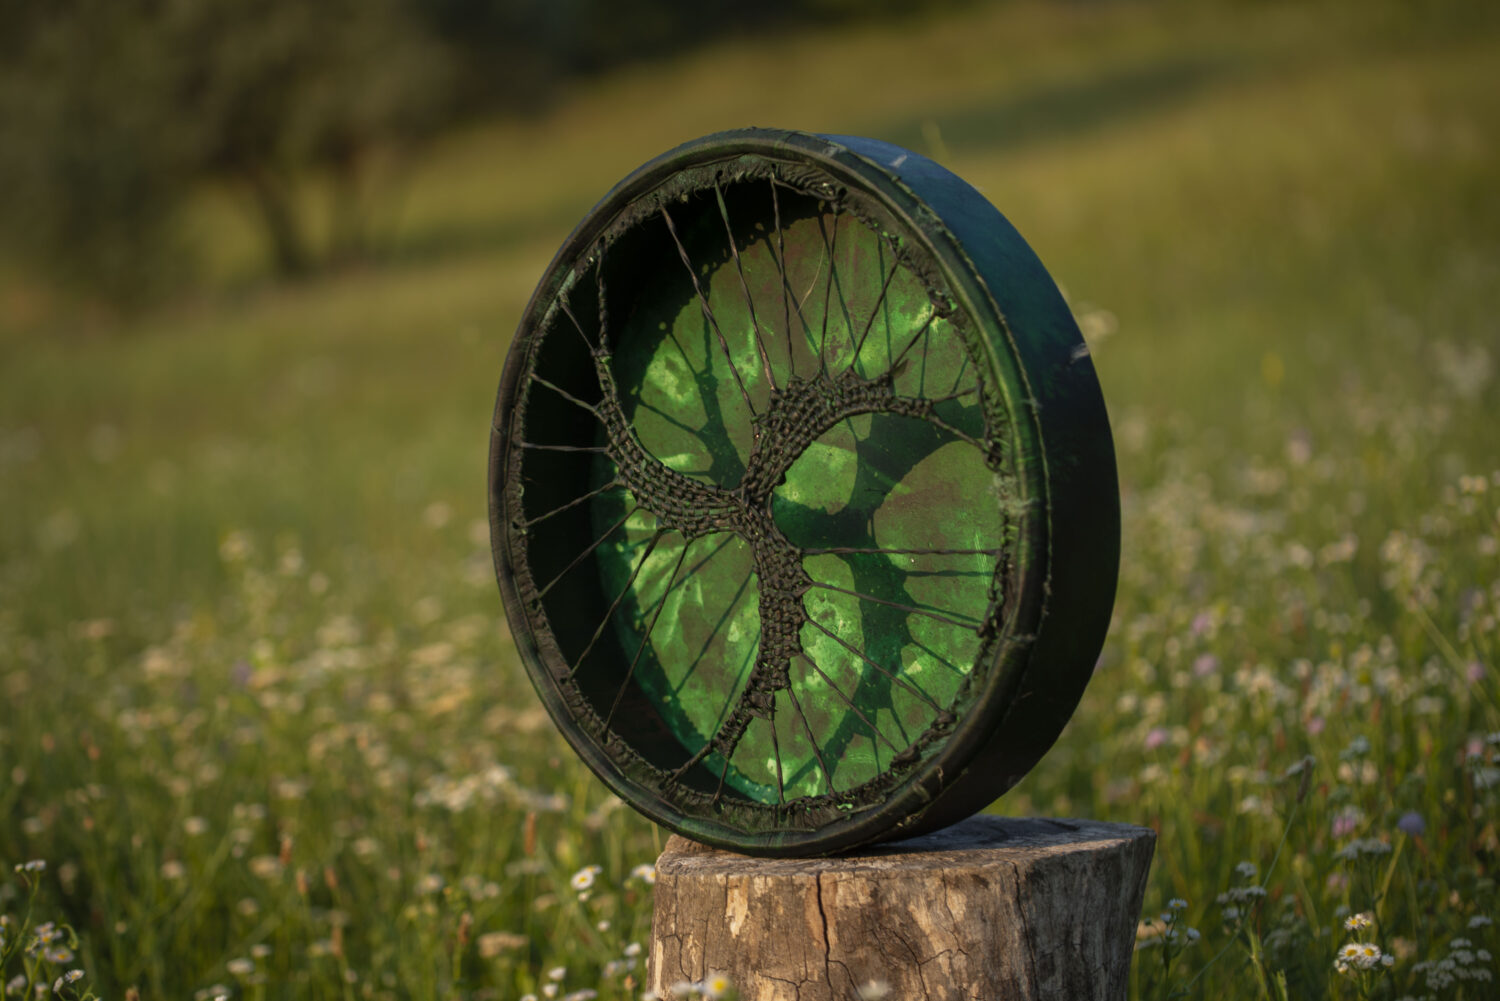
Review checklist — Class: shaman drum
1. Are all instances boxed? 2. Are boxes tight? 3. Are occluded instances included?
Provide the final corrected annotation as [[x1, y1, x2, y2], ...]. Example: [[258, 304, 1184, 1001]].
[[489, 129, 1118, 856]]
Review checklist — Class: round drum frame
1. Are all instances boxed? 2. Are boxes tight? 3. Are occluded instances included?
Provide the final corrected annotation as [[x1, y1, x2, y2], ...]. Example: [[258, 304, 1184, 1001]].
[[489, 129, 1118, 856]]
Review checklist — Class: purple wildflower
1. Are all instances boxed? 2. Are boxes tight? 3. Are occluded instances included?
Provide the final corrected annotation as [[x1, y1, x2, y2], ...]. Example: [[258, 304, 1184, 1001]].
[[1396, 811, 1425, 837]]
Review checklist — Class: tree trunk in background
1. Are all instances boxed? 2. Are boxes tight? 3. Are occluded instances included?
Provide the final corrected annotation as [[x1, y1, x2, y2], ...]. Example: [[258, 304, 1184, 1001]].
[[243, 165, 311, 278]]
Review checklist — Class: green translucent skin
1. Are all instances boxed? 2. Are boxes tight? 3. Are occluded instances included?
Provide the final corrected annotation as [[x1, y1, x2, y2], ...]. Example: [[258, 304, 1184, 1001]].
[[591, 208, 1002, 803]]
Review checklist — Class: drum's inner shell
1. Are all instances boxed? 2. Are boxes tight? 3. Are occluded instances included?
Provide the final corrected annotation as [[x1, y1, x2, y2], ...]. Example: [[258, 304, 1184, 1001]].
[[517, 172, 1006, 807]]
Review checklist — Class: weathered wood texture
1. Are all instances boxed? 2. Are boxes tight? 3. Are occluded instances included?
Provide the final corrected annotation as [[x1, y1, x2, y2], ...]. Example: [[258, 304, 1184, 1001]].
[[649, 816, 1155, 1001]]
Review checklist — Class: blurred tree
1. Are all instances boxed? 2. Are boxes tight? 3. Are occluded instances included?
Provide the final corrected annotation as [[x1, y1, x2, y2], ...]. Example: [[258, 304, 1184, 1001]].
[[168, 0, 451, 274], [0, 0, 980, 305], [406, 0, 566, 117], [408, 0, 956, 97], [0, 0, 449, 300], [0, 2, 192, 304]]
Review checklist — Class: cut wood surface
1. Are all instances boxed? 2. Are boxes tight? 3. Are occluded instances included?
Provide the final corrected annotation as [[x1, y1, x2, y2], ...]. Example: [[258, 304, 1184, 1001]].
[[649, 815, 1155, 1001]]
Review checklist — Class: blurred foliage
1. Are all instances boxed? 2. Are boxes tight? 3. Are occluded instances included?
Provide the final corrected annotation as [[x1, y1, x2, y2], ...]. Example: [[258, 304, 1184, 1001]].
[[0, 2, 193, 305], [0, 0, 975, 307], [0, 0, 450, 301], [413, 0, 976, 106]]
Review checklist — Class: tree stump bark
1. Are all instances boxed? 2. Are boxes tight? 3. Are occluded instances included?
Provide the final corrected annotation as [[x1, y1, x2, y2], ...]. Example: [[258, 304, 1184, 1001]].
[[648, 815, 1155, 1001]]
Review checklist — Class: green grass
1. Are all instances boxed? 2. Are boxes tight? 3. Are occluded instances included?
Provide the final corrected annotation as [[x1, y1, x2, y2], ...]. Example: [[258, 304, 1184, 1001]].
[[2, 1, 1498, 997]]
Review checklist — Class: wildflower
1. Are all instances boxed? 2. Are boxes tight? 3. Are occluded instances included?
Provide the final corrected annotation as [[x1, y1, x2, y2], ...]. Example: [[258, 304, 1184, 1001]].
[[624, 942, 643, 958], [14, 860, 45, 874], [1336, 838, 1393, 860], [857, 980, 892, 1000], [1345, 912, 1375, 932], [521, 995, 538, 1001], [1470, 915, 1493, 929], [219, 530, 252, 563], [477, 931, 528, 958], [227, 958, 255, 977], [423, 502, 452, 529], [248, 855, 284, 880], [1144, 727, 1169, 751], [1331, 807, 1364, 838], [1234, 861, 1258, 881], [1281, 755, 1316, 779], [1341, 736, 1372, 759], [548, 967, 567, 982], [1335, 942, 1390, 973], [50, 972, 84, 994], [562, 992, 598, 1001], [1396, 811, 1426, 836], [570, 865, 602, 892], [630, 863, 657, 884], [701, 973, 732, 998], [1168, 898, 1188, 911]]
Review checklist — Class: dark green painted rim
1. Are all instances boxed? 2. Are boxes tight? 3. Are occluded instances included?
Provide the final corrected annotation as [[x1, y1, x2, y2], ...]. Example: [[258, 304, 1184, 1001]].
[[489, 129, 1118, 856]]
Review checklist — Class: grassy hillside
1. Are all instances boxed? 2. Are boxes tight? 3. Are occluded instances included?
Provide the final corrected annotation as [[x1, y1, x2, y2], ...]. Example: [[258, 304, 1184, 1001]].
[[1, 1, 1497, 997]]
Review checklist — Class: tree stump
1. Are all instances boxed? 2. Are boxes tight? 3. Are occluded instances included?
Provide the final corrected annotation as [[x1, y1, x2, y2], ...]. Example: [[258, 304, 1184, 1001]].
[[648, 815, 1155, 1001]]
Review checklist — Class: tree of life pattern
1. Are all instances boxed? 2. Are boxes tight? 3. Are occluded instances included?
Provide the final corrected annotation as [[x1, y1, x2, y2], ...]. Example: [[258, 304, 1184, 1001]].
[[504, 163, 1019, 833]]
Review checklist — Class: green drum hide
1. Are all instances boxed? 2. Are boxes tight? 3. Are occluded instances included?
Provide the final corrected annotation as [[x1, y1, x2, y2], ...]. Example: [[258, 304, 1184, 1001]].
[[489, 129, 1118, 856]]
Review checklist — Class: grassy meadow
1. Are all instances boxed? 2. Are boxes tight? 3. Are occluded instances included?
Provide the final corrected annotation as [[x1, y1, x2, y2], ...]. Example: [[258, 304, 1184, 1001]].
[[3, 1, 1499, 997]]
